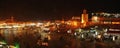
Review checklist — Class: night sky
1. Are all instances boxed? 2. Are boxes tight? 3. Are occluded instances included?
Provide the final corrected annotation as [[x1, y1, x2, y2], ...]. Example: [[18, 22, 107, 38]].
[[0, 0, 120, 21]]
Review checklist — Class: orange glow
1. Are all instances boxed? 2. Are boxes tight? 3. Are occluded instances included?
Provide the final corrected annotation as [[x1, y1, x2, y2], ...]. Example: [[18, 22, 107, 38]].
[[83, 23, 86, 27], [61, 20, 64, 23], [73, 21, 77, 26], [112, 22, 120, 24]]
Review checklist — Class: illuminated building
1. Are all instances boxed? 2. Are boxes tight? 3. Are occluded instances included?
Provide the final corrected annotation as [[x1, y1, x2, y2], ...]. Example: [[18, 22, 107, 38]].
[[91, 12, 120, 24], [72, 16, 81, 20], [92, 16, 100, 23], [81, 9, 88, 23]]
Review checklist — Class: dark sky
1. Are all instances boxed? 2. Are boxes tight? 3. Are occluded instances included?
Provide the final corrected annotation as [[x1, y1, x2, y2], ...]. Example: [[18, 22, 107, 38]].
[[0, 0, 120, 21]]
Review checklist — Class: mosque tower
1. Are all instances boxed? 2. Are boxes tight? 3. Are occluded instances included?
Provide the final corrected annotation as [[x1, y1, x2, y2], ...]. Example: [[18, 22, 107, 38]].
[[81, 9, 88, 23]]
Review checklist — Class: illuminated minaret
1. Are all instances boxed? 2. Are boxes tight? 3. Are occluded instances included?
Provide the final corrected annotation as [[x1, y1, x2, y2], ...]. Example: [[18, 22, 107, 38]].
[[81, 9, 88, 23]]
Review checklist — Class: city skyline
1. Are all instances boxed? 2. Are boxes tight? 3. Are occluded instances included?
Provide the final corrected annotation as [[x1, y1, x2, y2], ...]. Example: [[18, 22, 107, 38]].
[[0, 0, 120, 47], [0, 0, 120, 21]]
